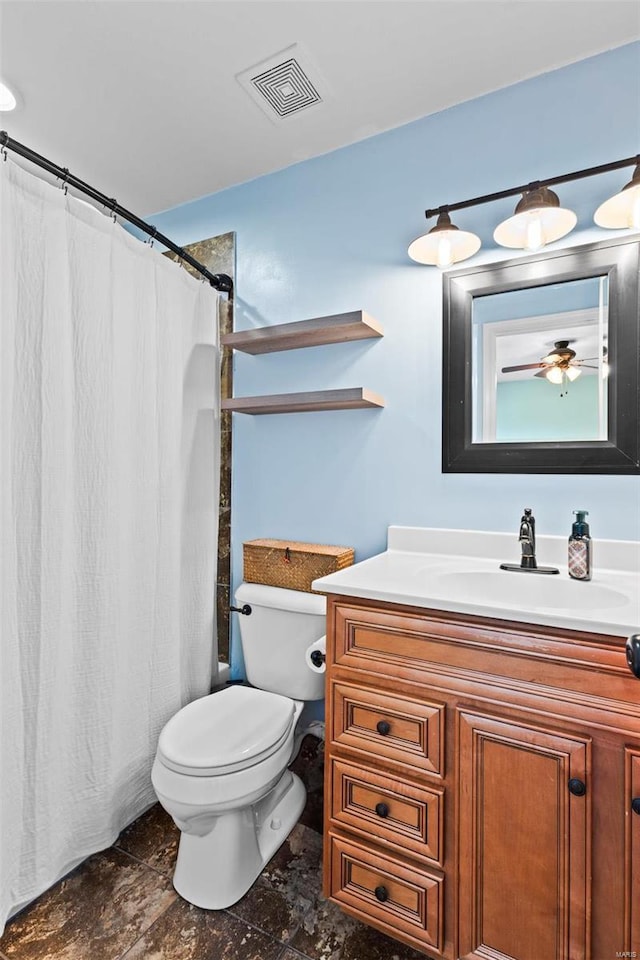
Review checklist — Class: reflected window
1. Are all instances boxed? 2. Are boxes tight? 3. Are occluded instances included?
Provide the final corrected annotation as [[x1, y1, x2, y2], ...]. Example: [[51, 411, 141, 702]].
[[471, 277, 609, 444]]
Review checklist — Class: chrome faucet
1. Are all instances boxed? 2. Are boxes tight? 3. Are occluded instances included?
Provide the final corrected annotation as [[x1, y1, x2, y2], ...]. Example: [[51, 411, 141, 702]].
[[500, 507, 560, 575], [518, 507, 536, 569]]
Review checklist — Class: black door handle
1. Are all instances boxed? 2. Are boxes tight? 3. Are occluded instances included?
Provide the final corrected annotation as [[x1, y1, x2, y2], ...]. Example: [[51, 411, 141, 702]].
[[374, 885, 388, 902], [375, 802, 390, 818], [568, 778, 586, 797], [376, 720, 391, 736], [626, 634, 640, 678]]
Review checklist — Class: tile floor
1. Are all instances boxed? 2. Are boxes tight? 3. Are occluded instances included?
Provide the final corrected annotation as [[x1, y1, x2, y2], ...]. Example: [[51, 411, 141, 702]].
[[0, 737, 426, 960]]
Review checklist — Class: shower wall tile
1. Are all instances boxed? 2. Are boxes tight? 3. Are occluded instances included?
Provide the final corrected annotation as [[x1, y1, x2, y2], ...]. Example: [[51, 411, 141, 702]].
[[0, 848, 176, 960], [216, 581, 231, 664], [165, 232, 235, 668]]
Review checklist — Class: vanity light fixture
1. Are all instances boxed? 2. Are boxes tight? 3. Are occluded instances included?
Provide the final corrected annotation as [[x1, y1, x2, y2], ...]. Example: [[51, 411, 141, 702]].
[[412, 153, 640, 267], [594, 163, 640, 230], [493, 186, 577, 251], [408, 211, 481, 268]]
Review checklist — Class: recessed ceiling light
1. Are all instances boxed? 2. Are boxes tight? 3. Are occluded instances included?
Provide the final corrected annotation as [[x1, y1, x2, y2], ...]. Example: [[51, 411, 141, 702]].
[[0, 79, 18, 112]]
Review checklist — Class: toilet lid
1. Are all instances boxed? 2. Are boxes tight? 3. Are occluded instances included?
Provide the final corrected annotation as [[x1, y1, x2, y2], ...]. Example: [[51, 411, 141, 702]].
[[157, 685, 296, 776]]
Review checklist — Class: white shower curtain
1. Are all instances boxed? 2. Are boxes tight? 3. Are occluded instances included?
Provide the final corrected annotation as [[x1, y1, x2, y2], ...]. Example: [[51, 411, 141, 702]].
[[0, 159, 220, 932]]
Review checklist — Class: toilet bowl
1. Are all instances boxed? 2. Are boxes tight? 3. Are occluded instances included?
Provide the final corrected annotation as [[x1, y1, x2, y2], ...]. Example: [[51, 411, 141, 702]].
[[151, 583, 326, 909]]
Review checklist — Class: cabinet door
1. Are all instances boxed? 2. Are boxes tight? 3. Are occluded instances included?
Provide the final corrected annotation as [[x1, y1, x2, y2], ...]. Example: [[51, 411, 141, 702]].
[[625, 748, 640, 953], [458, 709, 590, 960]]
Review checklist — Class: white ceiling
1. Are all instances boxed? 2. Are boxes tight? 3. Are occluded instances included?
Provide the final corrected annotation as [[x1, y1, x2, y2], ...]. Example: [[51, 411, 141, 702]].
[[1, 1, 639, 215]]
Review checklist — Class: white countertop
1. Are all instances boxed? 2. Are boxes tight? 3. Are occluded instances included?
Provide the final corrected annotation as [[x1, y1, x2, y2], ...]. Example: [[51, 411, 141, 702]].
[[312, 526, 640, 638]]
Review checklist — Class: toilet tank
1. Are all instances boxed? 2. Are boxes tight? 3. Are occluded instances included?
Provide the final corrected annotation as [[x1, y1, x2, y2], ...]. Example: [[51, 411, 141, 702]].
[[234, 582, 326, 701]]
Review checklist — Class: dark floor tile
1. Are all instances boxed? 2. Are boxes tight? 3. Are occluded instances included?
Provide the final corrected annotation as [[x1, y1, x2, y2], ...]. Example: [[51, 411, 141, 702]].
[[121, 898, 283, 960], [229, 822, 323, 942], [260, 822, 323, 890], [228, 881, 301, 944], [115, 802, 179, 876], [0, 848, 176, 960], [288, 893, 427, 960], [290, 735, 324, 835]]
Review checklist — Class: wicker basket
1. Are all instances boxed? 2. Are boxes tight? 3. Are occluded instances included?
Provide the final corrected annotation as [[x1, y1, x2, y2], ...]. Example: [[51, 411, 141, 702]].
[[243, 538, 355, 594]]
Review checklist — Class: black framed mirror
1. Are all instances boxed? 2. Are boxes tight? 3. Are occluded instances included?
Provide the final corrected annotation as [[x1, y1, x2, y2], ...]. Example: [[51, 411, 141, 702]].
[[442, 236, 640, 474]]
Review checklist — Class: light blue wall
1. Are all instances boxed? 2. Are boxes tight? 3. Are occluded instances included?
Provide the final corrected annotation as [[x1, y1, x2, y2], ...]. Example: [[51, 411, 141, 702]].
[[473, 276, 605, 323], [496, 376, 601, 442], [151, 43, 640, 676]]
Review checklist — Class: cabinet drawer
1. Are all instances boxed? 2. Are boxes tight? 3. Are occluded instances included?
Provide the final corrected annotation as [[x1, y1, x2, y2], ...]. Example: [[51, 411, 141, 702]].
[[328, 832, 443, 954], [332, 681, 444, 776], [330, 758, 443, 865]]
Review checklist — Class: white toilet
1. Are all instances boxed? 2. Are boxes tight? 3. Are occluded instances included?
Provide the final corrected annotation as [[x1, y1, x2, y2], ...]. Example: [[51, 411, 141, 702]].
[[151, 582, 326, 909]]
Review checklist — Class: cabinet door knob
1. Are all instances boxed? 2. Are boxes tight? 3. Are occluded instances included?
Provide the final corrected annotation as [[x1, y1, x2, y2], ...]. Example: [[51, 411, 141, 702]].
[[375, 802, 390, 818], [626, 635, 640, 679], [568, 778, 587, 797], [632, 797, 640, 815], [374, 885, 389, 902], [376, 720, 391, 736]]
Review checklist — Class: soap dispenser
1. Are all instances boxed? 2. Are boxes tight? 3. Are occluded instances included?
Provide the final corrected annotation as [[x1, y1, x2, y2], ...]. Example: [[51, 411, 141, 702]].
[[568, 511, 592, 581]]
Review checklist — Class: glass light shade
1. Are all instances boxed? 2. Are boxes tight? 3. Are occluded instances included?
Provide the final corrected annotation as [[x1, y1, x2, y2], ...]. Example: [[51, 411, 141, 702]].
[[594, 164, 640, 230], [540, 349, 563, 364], [494, 187, 577, 250], [0, 80, 17, 112], [408, 211, 481, 267], [545, 366, 564, 384], [565, 366, 581, 382]]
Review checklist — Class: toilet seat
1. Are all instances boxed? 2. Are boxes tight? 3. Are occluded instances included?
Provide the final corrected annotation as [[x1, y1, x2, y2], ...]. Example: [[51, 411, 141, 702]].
[[157, 685, 296, 777]]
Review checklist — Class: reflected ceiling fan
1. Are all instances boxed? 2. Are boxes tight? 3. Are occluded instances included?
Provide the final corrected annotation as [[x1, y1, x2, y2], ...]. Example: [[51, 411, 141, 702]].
[[501, 339, 601, 388]]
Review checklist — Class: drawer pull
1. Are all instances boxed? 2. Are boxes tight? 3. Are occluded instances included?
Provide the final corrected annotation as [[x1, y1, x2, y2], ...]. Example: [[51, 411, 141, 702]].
[[374, 802, 390, 819], [626, 634, 640, 679], [376, 720, 391, 736], [632, 797, 640, 815], [374, 885, 389, 903], [568, 778, 586, 797]]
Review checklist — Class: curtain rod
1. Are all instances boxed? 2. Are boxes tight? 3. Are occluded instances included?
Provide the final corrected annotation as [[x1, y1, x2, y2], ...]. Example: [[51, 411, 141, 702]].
[[0, 131, 233, 294], [424, 154, 640, 220]]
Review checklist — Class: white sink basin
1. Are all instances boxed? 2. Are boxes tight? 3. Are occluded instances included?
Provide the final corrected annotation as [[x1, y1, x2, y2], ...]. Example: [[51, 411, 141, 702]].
[[429, 570, 628, 611], [312, 526, 640, 637]]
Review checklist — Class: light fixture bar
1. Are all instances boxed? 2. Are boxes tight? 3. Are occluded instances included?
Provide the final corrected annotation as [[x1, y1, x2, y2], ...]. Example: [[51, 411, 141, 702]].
[[424, 154, 640, 220]]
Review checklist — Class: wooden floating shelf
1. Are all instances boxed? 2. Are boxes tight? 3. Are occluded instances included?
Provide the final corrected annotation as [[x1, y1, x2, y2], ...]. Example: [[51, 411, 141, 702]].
[[221, 311, 383, 355], [221, 388, 385, 415]]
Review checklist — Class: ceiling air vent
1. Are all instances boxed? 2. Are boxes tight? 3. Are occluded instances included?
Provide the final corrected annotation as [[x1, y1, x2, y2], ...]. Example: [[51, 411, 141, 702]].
[[236, 44, 328, 124]]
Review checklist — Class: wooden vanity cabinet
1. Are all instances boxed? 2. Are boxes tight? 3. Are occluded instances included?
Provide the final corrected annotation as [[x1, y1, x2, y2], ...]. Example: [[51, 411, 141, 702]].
[[322, 595, 640, 960]]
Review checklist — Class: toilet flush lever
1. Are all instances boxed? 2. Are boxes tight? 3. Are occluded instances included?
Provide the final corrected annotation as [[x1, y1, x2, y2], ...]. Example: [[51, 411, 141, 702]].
[[230, 604, 252, 616]]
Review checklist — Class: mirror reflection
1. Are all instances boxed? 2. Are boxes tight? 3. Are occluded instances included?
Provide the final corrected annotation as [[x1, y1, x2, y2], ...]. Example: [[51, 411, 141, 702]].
[[471, 277, 609, 444]]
